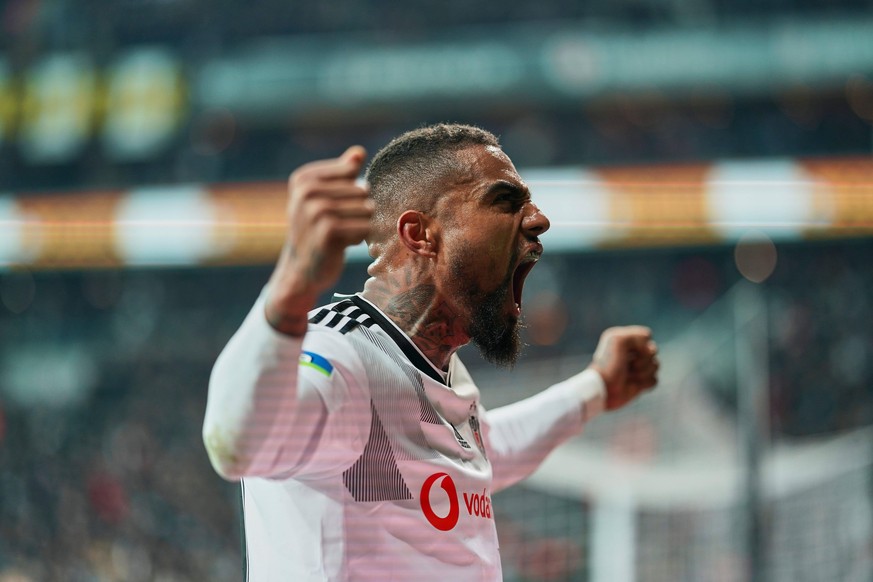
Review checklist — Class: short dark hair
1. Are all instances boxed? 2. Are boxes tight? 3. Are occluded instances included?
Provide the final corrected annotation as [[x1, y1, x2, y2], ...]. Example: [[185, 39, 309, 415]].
[[365, 123, 500, 244]]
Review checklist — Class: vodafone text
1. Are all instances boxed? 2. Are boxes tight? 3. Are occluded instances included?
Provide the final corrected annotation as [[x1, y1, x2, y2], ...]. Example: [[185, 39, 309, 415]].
[[420, 472, 492, 531]]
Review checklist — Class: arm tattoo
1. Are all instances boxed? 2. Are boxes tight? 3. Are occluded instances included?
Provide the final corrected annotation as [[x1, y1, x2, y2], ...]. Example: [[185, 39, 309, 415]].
[[305, 249, 324, 283], [283, 243, 324, 284]]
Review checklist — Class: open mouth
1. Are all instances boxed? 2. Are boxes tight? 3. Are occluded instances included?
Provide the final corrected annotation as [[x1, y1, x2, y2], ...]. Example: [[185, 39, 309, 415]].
[[510, 253, 540, 314]]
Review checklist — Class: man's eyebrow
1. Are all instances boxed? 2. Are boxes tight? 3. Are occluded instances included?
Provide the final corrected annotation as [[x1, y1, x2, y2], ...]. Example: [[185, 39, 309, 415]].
[[483, 180, 530, 200]]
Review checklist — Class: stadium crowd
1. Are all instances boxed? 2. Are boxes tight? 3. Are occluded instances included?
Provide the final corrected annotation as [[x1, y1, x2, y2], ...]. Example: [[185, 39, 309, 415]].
[[2, 0, 872, 193], [1, 0, 870, 578], [1, 239, 870, 580]]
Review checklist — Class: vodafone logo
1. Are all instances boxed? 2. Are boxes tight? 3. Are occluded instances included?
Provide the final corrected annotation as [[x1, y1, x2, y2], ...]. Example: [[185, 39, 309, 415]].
[[420, 472, 493, 531], [420, 472, 459, 531]]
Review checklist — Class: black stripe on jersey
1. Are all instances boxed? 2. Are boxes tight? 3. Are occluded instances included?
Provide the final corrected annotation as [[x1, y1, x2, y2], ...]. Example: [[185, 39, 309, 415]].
[[330, 299, 356, 314], [349, 295, 446, 385], [339, 319, 361, 335], [344, 306, 365, 319], [309, 308, 329, 324], [343, 307, 376, 327], [310, 299, 374, 334], [322, 311, 344, 329], [342, 402, 413, 502], [324, 314, 363, 335]]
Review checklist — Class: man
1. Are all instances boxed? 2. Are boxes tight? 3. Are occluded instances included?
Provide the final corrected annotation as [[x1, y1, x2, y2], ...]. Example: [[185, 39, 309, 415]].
[[203, 123, 658, 580]]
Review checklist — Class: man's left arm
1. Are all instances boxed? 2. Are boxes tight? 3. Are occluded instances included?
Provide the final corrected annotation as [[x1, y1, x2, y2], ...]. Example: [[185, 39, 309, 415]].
[[484, 326, 658, 492]]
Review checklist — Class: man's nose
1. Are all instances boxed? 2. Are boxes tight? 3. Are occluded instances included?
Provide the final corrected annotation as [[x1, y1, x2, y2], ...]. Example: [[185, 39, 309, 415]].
[[522, 202, 550, 238]]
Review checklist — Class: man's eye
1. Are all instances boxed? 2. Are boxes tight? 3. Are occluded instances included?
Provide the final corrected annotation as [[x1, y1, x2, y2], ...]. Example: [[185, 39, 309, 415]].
[[495, 193, 524, 208]]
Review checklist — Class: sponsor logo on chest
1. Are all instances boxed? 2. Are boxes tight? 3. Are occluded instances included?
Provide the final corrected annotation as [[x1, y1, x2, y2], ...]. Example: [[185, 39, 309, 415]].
[[419, 472, 493, 531]]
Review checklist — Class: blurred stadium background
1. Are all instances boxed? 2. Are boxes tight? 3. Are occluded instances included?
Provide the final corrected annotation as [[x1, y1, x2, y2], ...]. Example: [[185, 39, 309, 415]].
[[1, 0, 872, 580]]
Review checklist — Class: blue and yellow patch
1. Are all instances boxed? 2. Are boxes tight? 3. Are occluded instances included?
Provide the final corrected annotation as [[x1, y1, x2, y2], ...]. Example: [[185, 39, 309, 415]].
[[299, 351, 334, 377]]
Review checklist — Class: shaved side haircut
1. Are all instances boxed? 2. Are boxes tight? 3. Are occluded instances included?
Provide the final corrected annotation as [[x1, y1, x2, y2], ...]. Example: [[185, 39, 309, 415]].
[[365, 123, 500, 246]]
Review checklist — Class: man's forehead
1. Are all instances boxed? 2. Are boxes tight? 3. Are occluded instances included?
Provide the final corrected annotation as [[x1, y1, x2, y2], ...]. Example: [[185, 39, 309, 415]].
[[484, 144, 508, 159], [483, 145, 514, 169], [476, 145, 527, 187]]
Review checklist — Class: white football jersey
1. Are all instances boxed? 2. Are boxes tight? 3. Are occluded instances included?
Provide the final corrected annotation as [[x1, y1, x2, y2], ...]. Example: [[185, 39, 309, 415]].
[[204, 293, 605, 581]]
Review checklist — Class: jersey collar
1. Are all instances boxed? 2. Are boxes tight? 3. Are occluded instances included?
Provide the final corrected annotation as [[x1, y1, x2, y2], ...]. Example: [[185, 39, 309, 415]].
[[333, 293, 449, 386]]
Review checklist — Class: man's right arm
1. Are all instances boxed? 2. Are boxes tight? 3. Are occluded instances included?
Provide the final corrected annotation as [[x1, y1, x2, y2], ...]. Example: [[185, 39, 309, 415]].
[[203, 297, 372, 480], [203, 296, 324, 480], [264, 145, 372, 336], [202, 146, 372, 480]]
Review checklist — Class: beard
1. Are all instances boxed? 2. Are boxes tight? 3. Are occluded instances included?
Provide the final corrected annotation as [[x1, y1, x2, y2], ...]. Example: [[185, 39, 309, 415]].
[[450, 246, 522, 368]]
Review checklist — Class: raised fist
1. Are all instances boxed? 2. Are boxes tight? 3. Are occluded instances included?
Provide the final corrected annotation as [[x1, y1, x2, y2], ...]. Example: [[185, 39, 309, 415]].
[[284, 146, 372, 290], [588, 326, 659, 410], [265, 146, 373, 334]]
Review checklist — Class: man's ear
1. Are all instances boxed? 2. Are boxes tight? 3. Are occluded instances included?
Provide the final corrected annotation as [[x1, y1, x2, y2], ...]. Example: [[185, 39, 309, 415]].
[[397, 210, 437, 258]]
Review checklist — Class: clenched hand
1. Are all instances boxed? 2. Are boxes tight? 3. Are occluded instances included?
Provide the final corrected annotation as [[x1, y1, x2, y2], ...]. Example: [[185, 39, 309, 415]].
[[588, 326, 659, 410], [265, 146, 372, 335]]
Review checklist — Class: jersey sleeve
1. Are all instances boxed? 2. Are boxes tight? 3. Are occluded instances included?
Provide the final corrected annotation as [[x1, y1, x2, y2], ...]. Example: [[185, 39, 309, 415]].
[[481, 369, 606, 492], [202, 294, 371, 481]]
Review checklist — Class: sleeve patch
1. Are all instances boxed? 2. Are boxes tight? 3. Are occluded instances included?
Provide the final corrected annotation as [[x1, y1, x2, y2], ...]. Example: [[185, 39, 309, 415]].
[[300, 351, 334, 377]]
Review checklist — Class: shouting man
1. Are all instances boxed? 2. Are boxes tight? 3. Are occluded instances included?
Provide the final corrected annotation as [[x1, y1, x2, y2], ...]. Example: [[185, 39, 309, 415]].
[[203, 123, 659, 580]]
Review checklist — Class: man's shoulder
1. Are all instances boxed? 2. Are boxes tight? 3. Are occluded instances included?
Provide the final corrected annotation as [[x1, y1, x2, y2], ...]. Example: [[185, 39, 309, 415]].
[[307, 295, 378, 338], [300, 297, 390, 384]]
